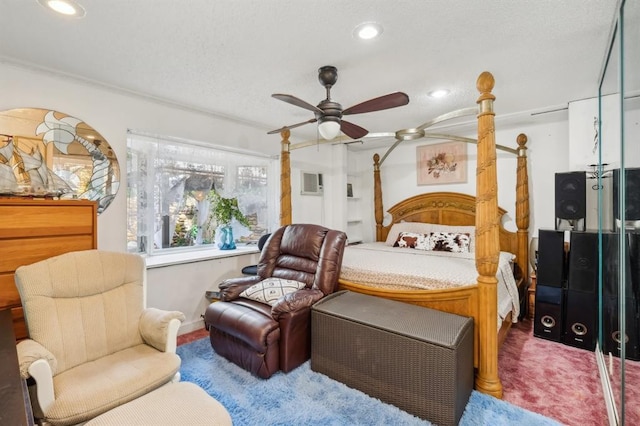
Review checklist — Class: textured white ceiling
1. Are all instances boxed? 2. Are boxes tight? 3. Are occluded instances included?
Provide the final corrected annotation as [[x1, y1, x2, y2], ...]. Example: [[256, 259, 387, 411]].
[[0, 0, 618, 146]]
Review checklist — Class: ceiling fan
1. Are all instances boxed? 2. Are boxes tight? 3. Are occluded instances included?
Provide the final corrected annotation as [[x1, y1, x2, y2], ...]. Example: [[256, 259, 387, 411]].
[[267, 66, 409, 140]]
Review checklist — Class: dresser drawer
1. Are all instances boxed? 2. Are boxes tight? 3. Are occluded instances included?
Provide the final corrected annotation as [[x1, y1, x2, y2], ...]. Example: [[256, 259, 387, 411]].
[[0, 203, 96, 239], [0, 235, 96, 274], [0, 198, 97, 343]]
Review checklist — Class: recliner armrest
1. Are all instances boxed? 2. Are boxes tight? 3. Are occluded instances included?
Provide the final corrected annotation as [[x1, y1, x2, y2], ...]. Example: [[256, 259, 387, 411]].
[[139, 308, 186, 353], [219, 275, 263, 301], [271, 288, 324, 320], [16, 339, 57, 379], [17, 339, 57, 415]]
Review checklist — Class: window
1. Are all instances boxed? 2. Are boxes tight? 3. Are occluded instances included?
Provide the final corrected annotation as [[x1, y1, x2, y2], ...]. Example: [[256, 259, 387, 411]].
[[127, 131, 276, 255]]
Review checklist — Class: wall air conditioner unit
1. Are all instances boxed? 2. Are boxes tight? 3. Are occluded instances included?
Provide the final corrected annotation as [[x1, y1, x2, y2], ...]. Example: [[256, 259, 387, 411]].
[[301, 171, 323, 195]]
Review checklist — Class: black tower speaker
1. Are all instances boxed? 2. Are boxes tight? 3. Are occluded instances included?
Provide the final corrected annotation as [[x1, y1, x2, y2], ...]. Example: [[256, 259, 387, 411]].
[[555, 172, 586, 231], [536, 229, 566, 288], [534, 285, 564, 342], [602, 232, 640, 360], [534, 229, 567, 342], [613, 167, 640, 222], [630, 232, 640, 297], [603, 296, 640, 361], [563, 232, 598, 350]]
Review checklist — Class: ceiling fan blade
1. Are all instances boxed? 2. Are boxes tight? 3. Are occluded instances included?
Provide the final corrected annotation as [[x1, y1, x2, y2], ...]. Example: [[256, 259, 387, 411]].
[[342, 92, 410, 116], [340, 120, 369, 139], [267, 118, 317, 134], [272, 94, 323, 114]]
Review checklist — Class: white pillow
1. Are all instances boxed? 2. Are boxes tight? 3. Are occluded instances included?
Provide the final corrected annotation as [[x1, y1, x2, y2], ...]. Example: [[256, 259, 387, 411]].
[[239, 277, 307, 306]]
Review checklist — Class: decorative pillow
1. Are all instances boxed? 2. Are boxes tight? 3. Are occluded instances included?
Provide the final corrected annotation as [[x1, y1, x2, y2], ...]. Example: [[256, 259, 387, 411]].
[[240, 277, 307, 306], [430, 224, 476, 252], [429, 232, 471, 253], [393, 232, 431, 250], [384, 222, 434, 246]]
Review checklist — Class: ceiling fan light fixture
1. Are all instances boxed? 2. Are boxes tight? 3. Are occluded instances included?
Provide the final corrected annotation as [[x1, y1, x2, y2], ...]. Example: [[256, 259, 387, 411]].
[[318, 119, 341, 140], [354, 22, 383, 40], [428, 89, 450, 99], [37, 0, 86, 17]]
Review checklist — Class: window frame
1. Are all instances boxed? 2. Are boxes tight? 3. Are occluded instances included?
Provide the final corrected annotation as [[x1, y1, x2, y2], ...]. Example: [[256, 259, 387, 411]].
[[126, 130, 278, 262]]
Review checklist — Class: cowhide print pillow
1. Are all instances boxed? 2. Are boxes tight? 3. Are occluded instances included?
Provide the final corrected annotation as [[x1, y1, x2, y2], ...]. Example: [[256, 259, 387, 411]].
[[429, 232, 471, 253], [393, 232, 430, 250]]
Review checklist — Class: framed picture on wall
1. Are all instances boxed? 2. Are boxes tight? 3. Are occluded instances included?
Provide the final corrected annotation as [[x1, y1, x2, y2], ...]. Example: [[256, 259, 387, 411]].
[[416, 141, 467, 185]]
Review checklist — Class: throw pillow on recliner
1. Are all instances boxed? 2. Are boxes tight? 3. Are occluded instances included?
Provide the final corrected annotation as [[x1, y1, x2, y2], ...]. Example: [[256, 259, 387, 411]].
[[239, 277, 307, 306]]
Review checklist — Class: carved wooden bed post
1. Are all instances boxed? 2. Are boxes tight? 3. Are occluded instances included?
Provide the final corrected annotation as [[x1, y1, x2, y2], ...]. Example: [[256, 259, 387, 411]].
[[373, 153, 384, 241], [280, 129, 292, 226], [474, 71, 502, 398], [515, 133, 530, 284]]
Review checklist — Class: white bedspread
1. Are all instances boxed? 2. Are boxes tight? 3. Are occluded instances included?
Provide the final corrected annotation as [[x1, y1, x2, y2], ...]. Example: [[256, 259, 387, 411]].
[[340, 242, 520, 324]]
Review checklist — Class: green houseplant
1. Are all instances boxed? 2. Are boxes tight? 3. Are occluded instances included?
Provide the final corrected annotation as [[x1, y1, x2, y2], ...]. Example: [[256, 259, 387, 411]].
[[210, 192, 250, 250]]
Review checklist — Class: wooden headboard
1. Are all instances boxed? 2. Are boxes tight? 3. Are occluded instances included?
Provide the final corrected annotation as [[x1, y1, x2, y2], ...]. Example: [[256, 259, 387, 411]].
[[381, 191, 519, 257]]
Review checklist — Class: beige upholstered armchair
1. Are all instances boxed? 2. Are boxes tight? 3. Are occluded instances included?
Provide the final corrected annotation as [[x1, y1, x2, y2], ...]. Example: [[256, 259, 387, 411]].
[[15, 250, 185, 426]]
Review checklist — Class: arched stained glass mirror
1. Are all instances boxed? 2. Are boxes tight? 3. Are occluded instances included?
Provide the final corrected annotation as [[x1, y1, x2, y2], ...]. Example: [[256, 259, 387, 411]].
[[0, 108, 119, 213]]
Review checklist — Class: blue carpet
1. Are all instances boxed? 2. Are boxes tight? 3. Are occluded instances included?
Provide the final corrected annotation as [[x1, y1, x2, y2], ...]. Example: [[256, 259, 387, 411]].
[[177, 338, 560, 425]]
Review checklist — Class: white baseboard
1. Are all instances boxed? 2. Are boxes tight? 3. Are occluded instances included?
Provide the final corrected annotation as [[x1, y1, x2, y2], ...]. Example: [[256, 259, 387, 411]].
[[178, 318, 206, 335]]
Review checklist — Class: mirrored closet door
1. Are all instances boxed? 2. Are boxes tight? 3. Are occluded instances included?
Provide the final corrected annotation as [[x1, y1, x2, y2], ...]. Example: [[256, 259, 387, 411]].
[[597, 1, 639, 424]]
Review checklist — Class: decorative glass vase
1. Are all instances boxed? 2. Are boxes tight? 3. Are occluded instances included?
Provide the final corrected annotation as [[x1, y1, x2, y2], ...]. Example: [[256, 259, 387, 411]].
[[217, 225, 236, 250]]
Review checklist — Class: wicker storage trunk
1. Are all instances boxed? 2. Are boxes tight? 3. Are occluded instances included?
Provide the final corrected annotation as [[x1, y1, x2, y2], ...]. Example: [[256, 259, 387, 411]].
[[311, 291, 474, 426]]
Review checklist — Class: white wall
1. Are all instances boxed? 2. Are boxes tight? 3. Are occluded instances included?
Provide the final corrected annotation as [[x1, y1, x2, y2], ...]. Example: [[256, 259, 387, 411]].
[[289, 144, 339, 227], [350, 115, 571, 242], [147, 253, 258, 333]]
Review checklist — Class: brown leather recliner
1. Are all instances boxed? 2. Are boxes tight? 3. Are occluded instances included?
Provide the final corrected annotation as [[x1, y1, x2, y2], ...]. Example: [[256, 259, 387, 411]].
[[204, 224, 347, 378]]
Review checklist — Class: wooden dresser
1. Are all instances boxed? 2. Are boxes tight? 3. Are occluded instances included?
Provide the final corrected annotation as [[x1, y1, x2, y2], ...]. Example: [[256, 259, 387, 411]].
[[0, 198, 97, 340]]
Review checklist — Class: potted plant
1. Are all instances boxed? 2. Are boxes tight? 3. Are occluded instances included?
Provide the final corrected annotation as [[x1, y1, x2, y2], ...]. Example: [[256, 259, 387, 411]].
[[210, 192, 250, 250]]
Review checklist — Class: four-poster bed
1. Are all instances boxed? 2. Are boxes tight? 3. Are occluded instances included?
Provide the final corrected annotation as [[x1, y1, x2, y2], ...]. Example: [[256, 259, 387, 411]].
[[276, 71, 530, 399]]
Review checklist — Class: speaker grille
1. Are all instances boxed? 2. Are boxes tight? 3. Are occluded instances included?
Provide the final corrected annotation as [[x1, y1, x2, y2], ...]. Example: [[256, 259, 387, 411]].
[[613, 168, 640, 221], [537, 229, 566, 287], [601, 232, 634, 298], [555, 172, 586, 220], [568, 232, 598, 293]]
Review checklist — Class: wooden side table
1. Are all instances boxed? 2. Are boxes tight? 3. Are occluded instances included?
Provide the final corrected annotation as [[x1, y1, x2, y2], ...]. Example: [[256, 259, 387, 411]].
[[528, 274, 537, 320]]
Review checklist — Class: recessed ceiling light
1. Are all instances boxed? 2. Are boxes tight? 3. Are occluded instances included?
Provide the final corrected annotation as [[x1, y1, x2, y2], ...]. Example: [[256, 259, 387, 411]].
[[354, 22, 383, 40], [428, 89, 450, 99], [37, 0, 86, 18]]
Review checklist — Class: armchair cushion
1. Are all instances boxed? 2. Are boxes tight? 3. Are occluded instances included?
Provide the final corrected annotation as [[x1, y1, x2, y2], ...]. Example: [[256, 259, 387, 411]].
[[15, 250, 147, 373], [139, 308, 186, 352], [46, 345, 180, 426], [239, 277, 307, 306]]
